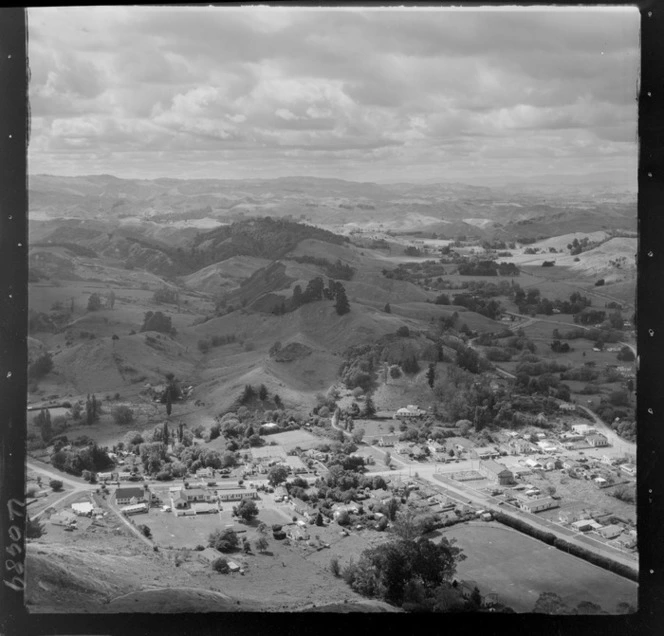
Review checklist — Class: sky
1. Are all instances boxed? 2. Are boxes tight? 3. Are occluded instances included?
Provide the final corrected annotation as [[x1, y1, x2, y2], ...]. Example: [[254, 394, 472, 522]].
[[28, 6, 639, 187]]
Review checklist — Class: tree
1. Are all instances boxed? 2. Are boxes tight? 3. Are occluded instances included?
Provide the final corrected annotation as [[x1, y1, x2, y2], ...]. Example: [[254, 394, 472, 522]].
[[112, 405, 134, 425], [363, 396, 376, 418], [267, 465, 289, 487], [138, 524, 152, 539], [209, 528, 239, 553], [533, 592, 572, 614], [28, 353, 54, 380], [626, 378, 635, 395], [234, 498, 259, 522], [258, 384, 268, 401], [426, 363, 436, 389], [334, 283, 351, 316], [87, 293, 102, 312], [212, 557, 230, 573], [396, 326, 410, 337], [166, 392, 172, 417], [108, 290, 116, 309], [384, 451, 391, 467], [384, 303, 391, 313], [49, 479, 63, 492], [255, 536, 269, 553], [112, 334, 119, 347], [26, 516, 45, 539], [330, 557, 341, 577], [273, 394, 283, 409], [617, 346, 635, 362], [35, 409, 53, 443], [351, 428, 365, 444]]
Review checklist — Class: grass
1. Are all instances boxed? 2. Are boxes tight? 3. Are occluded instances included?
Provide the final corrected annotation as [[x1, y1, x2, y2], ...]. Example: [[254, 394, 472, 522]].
[[266, 430, 321, 450], [442, 523, 637, 613]]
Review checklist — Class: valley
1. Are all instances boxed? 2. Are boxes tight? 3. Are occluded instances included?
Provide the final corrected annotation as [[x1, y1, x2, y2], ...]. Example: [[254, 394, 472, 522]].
[[25, 174, 637, 614]]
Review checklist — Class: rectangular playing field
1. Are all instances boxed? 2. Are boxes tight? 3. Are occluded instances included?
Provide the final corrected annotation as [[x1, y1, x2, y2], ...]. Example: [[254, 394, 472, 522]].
[[441, 522, 637, 613], [265, 429, 321, 450]]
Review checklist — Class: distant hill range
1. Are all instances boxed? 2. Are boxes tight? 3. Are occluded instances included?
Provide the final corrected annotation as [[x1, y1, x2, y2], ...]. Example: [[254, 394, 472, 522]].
[[29, 174, 636, 241]]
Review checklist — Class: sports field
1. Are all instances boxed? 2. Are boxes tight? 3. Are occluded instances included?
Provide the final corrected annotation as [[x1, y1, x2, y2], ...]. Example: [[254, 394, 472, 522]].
[[441, 522, 637, 613]]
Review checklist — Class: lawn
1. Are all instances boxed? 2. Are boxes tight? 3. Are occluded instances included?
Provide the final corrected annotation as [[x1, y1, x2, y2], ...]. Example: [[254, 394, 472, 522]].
[[441, 522, 637, 613], [266, 429, 321, 450]]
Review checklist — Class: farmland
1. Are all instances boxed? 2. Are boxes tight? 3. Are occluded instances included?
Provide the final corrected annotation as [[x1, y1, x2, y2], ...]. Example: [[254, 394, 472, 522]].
[[441, 523, 637, 613]]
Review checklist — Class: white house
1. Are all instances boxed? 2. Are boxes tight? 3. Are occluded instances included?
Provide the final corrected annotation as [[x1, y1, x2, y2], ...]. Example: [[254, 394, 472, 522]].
[[394, 405, 426, 418], [572, 424, 596, 436]]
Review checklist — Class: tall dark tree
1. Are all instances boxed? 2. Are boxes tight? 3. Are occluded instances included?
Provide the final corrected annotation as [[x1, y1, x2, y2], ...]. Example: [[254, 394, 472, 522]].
[[166, 392, 172, 416], [258, 384, 268, 401], [291, 284, 303, 308], [334, 284, 350, 316], [163, 422, 169, 445], [384, 303, 391, 313], [426, 363, 436, 389]]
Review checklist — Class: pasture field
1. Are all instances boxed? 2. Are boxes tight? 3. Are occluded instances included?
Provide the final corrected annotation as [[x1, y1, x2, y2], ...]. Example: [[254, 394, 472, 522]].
[[261, 429, 322, 450], [441, 523, 637, 613]]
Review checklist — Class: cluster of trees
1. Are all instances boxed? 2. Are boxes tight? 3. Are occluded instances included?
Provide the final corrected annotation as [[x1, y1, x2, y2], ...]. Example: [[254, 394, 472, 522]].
[[153, 286, 179, 305], [51, 442, 113, 476], [28, 352, 54, 380], [451, 294, 502, 320], [197, 333, 237, 353], [140, 311, 176, 335], [278, 276, 350, 316], [573, 308, 607, 326], [567, 236, 595, 256], [341, 536, 466, 610], [290, 255, 356, 280], [457, 260, 500, 276]]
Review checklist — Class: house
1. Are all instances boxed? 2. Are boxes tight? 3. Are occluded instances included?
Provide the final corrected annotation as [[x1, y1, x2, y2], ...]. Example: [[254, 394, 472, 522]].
[[594, 477, 608, 487], [560, 432, 585, 442], [172, 490, 188, 509], [479, 460, 514, 485], [378, 434, 400, 447], [118, 472, 134, 481], [509, 438, 536, 455], [525, 488, 541, 497], [121, 503, 148, 515], [562, 459, 581, 471], [620, 463, 637, 476], [217, 488, 258, 502], [287, 526, 310, 541], [394, 443, 411, 455], [409, 444, 427, 459], [474, 446, 500, 460], [197, 547, 222, 564], [192, 502, 219, 514], [448, 437, 476, 454], [601, 455, 617, 466], [524, 458, 541, 469], [559, 403, 576, 412], [586, 434, 609, 448], [71, 502, 94, 516], [536, 441, 558, 453], [394, 405, 425, 418], [115, 486, 150, 506], [597, 524, 623, 540], [571, 519, 594, 532], [227, 561, 241, 573], [520, 497, 558, 513], [50, 511, 77, 527], [260, 422, 279, 434], [540, 458, 557, 471], [183, 488, 216, 503], [572, 424, 596, 436], [196, 467, 213, 479], [97, 472, 114, 481]]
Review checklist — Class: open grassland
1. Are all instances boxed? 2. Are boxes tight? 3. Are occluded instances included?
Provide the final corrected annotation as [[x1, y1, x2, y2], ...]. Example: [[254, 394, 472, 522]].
[[441, 523, 637, 613], [263, 429, 322, 450]]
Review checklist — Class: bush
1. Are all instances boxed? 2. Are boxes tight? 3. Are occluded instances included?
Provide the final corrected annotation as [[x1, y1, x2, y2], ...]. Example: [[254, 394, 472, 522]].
[[87, 293, 102, 312], [112, 405, 134, 425], [209, 528, 239, 553], [212, 557, 230, 574], [330, 557, 341, 577], [49, 479, 63, 492], [28, 353, 54, 380], [396, 326, 410, 338]]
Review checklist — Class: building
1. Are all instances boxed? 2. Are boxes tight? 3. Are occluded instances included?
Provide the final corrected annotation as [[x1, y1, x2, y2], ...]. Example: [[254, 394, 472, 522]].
[[183, 488, 216, 503], [50, 511, 77, 527], [559, 403, 576, 412], [115, 486, 150, 506], [586, 434, 609, 448], [378, 434, 400, 447], [536, 441, 558, 453], [572, 424, 596, 436], [121, 503, 148, 515], [597, 524, 623, 540], [474, 446, 500, 460], [97, 472, 114, 481], [620, 463, 636, 476], [196, 467, 213, 479], [448, 437, 476, 454], [525, 458, 541, 469], [509, 439, 536, 455], [394, 405, 425, 418], [217, 487, 258, 502], [520, 497, 558, 513], [192, 502, 219, 514], [71, 502, 94, 516], [479, 460, 514, 485], [571, 519, 594, 532], [197, 547, 222, 564]]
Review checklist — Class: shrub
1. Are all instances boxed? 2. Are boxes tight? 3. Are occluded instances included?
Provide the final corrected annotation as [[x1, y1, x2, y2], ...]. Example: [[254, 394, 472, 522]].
[[28, 353, 53, 380], [209, 528, 239, 553], [112, 405, 134, 425], [396, 326, 410, 338], [49, 479, 63, 492], [87, 293, 102, 312], [330, 557, 341, 577], [212, 557, 230, 574]]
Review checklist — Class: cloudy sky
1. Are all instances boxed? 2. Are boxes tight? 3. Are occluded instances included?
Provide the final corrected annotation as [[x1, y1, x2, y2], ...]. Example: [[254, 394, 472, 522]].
[[28, 6, 639, 186]]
